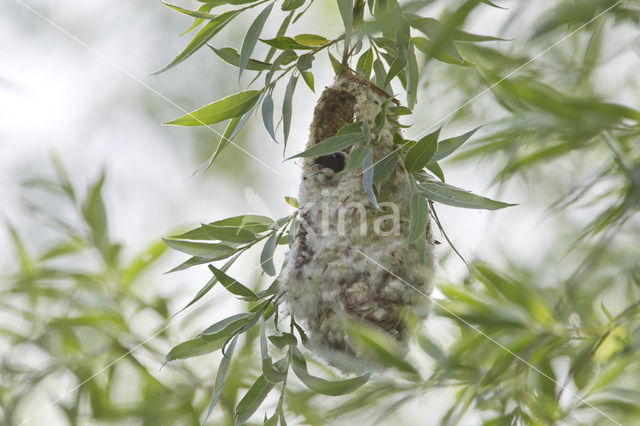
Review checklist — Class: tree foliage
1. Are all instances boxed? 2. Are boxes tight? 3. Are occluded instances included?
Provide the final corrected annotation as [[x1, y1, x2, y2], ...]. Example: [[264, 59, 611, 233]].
[[3, 0, 640, 425]]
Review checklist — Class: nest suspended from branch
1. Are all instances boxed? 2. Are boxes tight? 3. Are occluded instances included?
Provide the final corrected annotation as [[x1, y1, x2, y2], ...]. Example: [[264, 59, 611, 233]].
[[281, 72, 435, 357]]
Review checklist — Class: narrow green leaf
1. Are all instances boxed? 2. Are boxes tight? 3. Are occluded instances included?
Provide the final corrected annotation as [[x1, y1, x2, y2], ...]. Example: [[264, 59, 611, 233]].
[[199, 313, 253, 338], [202, 335, 238, 424], [258, 284, 279, 304], [282, 74, 298, 150], [262, 92, 277, 141], [404, 129, 439, 172], [382, 59, 407, 87], [353, 0, 365, 38], [260, 317, 269, 360], [426, 162, 444, 182], [284, 196, 299, 208], [343, 145, 371, 173], [407, 16, 463, 62], [288, 132, 367, 159], [293, 321, 309, 343], [454, 31, 507, 43], [175, 215, 275, 241], [122, 240, 166, 284], [290, 347, 370, 395], [373, 152, 398, 190], [338, 0, 354, 31], [163, 238, 237, 259], [180, 3, 214, 36], [282, 0, 306, 11], [220, 215, 275, 232], [337, 121, 365, 136], [338, 0, 354, 45], [175, 252, 240, 313], [6, 222, 33, 275], [260, 232, 278, 276], [82, 172, 109, 254], [235, 375, 275, 424], [373, 58, 388, 90], [170, 224, 213, 241], [208, 265, 259, 300], [260, 36, 314, 50], [479, 0, 505, 8], [416, 334, 446, 362], [296, 53, 314, 71], [293, 34, 329, 47], [160, 0, 219, 20], [165, 336, 225, 362], [373, 36, 398, 55], [413, 37, 469, 65], [162, 2, 218, 19], [301, 71, 314, 92], [363, 150, 378, 208], [200, 115, 240, 171], [418, 181, 515, 210], [390, 106, 412, 116], [474, 264, 554, 327], [167, 255, 218, 273], [395, 17, 411, 62], [245, 303, 271, 329], [406, 40, 419, 109], [264, 413, 278, 426], [232, 91, 261, 140], [408, 15, 505, 43], [268, 333, 297, 348], [264, 301, 278, 321], [329, 52, 344, 74], [199, 0, 258, 6], [264, 11, 294, 63], [431, 127, 481, 163], [277, 406, 287, 426], [249, 300, 277, 316], [266, 49, 298, 86], [373, 102, 388, 134], [394, 132, 409, 146], [239, 3, 274, 76], [262, 357, 287, 384], [154, 10, 239, 75], [201, 223, 257, 243], [356, 48, 374, 79], [166, 90, 261, 126], [372, 0, 393, 16], [210, 46, 274, 71], [583, 18, 605, 74], [347, 322, 421, 378], [408, 190, 428, 243], [590, 358, 631, 393]]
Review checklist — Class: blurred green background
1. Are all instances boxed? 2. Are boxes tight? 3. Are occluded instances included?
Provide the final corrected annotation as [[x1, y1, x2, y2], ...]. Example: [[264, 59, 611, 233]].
[[2, 0, 640, 425]]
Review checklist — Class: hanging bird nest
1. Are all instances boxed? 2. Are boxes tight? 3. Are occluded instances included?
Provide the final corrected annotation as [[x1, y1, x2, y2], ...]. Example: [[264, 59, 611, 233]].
[[281, 71, 435, 357]]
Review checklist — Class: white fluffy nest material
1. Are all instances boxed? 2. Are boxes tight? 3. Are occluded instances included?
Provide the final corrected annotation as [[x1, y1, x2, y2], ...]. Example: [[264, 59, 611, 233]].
[[281, 73, 435, 355]]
